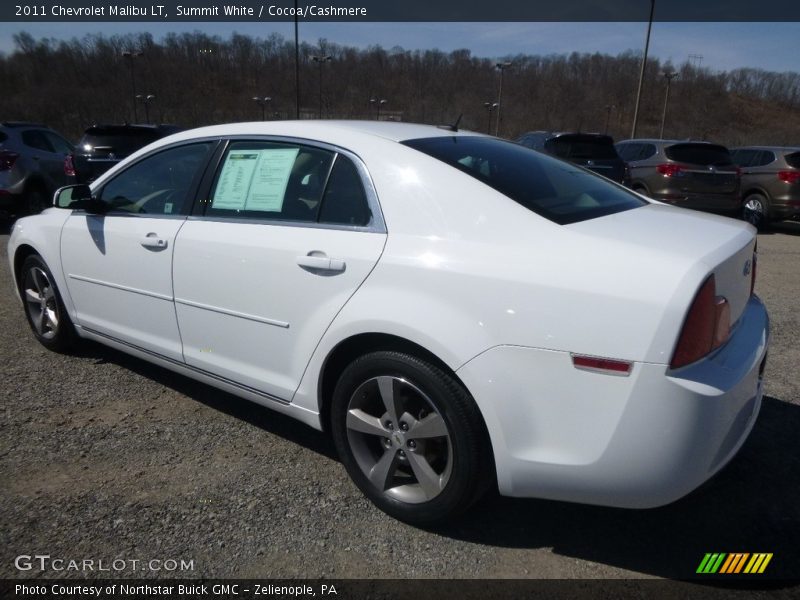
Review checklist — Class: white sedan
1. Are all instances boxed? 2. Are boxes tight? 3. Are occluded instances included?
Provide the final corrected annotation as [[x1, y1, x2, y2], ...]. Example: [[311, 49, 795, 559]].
[[7, 121, 769, 524]]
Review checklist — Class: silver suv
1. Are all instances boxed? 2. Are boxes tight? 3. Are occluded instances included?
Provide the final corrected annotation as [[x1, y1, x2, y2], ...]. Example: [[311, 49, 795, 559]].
[[731, 146, 800, 228], [616, 139, 741, 214], [0, 122, 74, 217]]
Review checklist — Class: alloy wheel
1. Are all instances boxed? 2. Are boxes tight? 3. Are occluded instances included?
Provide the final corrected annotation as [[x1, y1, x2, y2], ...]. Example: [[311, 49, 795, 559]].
[[345, 375, 453, 504], [23, 266, 60, 340]]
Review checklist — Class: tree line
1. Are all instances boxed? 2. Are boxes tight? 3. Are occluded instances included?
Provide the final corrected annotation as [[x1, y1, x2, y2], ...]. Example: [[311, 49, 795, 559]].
[[1, 30, 798, 146]]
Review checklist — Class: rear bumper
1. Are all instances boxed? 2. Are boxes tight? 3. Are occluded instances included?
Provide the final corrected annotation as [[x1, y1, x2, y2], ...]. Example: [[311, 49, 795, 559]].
[[457, 294, 769, 508], [771, 199, 800, 220], [651, 191, 741, 212]]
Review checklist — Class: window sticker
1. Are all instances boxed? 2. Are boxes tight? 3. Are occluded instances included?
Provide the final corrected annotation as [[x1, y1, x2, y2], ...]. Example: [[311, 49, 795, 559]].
[[212, 148, 299, 212]]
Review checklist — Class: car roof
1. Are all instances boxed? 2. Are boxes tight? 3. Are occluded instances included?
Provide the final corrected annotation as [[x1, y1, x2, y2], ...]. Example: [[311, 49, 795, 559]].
[[519, 131, 610, 139], [159, 120, 486, 146], [731, 145, 800, 152], [0, 121, 48, 129], [618, 139, 723, 145]]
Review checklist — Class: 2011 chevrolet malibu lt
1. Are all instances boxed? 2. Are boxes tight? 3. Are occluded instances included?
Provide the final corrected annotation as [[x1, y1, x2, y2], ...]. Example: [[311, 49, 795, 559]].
[[7, 121, 769, 524]]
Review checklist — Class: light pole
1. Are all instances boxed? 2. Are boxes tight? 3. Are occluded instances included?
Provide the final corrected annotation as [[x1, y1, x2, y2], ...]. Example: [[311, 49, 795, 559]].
[[494, 61, 512, 137], [604, 104, 614, 135], [311, 54, 332, 119], [122, 50, 144, 122], [483, 102, 498, 134], [252, 96, 272, 120], [136, 94, 156, 123], [659, 72, 678, 139], [631, 0, 655, 139], [370, 97, 387, 120], [294, 0, 300, 119]]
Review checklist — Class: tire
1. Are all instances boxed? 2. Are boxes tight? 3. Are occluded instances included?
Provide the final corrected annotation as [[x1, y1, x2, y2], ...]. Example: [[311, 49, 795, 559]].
[[331, 351, 493, 524], [19, 254, 76, 352], [743, 193, 770, 230], [24, 185, 50, 216]]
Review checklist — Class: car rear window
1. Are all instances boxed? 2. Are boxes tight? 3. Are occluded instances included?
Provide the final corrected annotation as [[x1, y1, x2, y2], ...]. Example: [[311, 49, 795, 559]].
[[785, 152, 800, 169], [403, 136, 646, 225], [665, 143, 732, 166], [546, 135, 619, 160], [79, 128, 161, 155]]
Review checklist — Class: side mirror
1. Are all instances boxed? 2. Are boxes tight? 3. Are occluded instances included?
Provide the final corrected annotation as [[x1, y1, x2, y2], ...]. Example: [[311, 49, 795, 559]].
[[53, 184, 107, 213]]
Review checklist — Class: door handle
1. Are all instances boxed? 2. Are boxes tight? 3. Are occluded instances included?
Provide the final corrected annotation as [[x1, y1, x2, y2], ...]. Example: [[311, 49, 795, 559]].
[[140, 232, 168, 250], [296, 253, 346, 272]]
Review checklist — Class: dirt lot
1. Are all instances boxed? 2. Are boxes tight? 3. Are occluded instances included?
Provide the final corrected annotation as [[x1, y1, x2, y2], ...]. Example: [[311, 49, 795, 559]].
[[1, 220, 798, 581]]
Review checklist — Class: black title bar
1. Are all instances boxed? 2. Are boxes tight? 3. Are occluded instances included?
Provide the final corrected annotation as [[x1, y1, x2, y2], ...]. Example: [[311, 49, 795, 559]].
[[3, 0, 800, 22]]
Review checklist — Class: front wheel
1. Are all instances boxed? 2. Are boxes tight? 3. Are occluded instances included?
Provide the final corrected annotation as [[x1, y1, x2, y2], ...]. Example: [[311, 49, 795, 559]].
[[331, 351, 493, 524], [19, 254, 76, 352]]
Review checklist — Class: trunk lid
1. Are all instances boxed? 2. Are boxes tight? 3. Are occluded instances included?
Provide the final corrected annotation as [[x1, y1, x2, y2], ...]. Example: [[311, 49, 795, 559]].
[[664, 142, 739, 194], [568, 203, 755, 326]]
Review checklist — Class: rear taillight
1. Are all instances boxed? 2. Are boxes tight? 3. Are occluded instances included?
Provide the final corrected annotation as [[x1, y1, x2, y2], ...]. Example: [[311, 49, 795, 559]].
[[0, 150, 19, 171], [64, 154, 76, 177], [734, 166, 742, 178], [778, 170, 800, 184], [656, 163, 685, 177], [670, 275, 731, 369], [751, 242, 757, 296]]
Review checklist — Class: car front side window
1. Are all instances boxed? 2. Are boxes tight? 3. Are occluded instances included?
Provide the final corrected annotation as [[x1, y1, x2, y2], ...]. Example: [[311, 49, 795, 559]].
[[98, 143, 213, 215]]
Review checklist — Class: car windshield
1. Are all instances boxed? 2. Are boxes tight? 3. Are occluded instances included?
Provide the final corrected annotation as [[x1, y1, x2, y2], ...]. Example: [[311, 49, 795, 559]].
[[403, 136, 646, 225], [547, 135, 619, 160], [784, 151, 800, 169], [665, 143, 732, 166]]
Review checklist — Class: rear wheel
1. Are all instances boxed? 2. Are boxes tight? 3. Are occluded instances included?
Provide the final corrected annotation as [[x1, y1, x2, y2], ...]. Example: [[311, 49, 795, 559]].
[[743, 193, 770, 229], [20, 254, 75, 352], [331, 351, 492, 524]]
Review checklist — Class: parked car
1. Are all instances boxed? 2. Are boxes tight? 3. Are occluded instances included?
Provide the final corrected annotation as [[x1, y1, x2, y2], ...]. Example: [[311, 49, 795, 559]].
[[516, 131, 628, 184], [0, 122, 75, 216], [731, 146, 800, 228], [8, 121, 768, 524], [72, 124, 183, 184], [615, 139, 741, 214]]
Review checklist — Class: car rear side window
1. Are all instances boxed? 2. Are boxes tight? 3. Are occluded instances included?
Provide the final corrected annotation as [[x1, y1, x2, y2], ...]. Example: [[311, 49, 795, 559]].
[[753, 151, 776, 166], [0, 132, 8, 144], [638, 144, 657, 160], [665, 143, 732, 166], [615, 143, 639, 161], [403, 136, 646, 225], [318, 154, 371, 226], [785, 152, 800, 169], [207, 141, 334, 222], [21, 130, 53, 152], [545, 135, 619, 160]]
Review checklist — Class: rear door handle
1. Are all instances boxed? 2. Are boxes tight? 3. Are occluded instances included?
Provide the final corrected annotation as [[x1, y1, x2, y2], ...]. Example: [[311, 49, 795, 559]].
[[296, 254, 346, 272], [141, 232, 168, 250]]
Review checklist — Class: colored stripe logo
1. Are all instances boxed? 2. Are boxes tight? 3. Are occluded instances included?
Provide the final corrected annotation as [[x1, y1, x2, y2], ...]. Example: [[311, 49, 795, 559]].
[[697, 553, 773, 574]]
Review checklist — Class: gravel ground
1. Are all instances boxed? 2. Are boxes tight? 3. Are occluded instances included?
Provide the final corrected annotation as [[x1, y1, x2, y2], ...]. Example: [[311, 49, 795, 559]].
[[1, 219, 798, 582]]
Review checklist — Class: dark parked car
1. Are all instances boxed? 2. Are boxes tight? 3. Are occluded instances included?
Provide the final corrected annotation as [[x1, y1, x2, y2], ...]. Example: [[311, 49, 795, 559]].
[[516, 132, 628, 184], [731, 145, 800, 228], [0, 122, 75, 216], [72, 124, 183, 183], [615, 139, 741, 214]]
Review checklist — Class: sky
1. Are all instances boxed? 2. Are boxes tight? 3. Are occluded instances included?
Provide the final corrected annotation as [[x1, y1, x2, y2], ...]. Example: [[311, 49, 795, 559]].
[[0, 21, 798, 73]]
